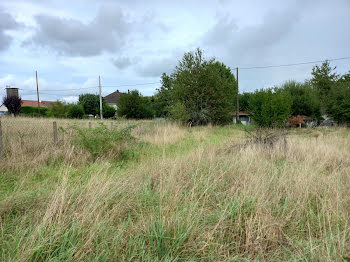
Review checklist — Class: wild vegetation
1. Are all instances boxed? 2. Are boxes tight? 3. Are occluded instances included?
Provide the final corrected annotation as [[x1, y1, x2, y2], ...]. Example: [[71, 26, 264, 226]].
[[0, 117, 349, 261]]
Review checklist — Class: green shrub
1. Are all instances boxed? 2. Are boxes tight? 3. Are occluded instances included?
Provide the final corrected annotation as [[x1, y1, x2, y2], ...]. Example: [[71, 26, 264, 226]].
[[103, 104, 116, 118], [21, 106, 48, 116], [67, 105, 84, 119], [117, 90, 154, 119], [71, 123, 138, 160]]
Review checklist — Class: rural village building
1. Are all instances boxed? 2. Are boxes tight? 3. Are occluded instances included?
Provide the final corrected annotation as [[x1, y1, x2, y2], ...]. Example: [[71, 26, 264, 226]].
[[0, 88, 54, 115], [104, 89, 125, 110], [0, 104, 8, 115], [287, 115, 315, 128], [233, 111, 252, 125]]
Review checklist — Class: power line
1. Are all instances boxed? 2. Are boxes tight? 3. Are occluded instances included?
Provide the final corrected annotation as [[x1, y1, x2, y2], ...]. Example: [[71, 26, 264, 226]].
[[18, 86, 98, 92], [15, 81, 160, 93], [238, 56, 350, 70], [102, 82, 159, 88]]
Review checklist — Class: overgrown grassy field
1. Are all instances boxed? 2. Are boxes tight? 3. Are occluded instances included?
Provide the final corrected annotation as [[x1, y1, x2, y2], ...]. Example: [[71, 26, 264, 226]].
[[0, 117, 349, 261]]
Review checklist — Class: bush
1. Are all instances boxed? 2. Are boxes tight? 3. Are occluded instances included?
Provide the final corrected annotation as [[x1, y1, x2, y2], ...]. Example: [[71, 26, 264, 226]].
[[117, 90, 154, 119], [103, 104, 116, 118], [281, 81, 321, 119], [3, 96, 22, 116], [47, 101, 67, 118], [21, 106, 48, 116], [326, 83, 350, 125], [71, 124, 138, 160], [168, 102, 191, 123], [249, 88, 292, 128], [67, 105, 84, 119]]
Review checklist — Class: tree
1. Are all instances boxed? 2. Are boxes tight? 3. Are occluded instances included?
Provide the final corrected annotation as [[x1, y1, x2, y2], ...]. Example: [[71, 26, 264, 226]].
[[281, 81, 321, 119], [310, 61, 339, 101], [167, 48, 236, 125], [67, 104, 84, 119], [326, 74, 350, 125], [78, 94, 101, 115], [47, 101, 67, 118], [103, 104, 116, 118], [3, 96, 22, 116], [117, 90, 153, 119], [153, 73, 173, 117], [249, 88, 292, 127], [239, 92, 253, 112]]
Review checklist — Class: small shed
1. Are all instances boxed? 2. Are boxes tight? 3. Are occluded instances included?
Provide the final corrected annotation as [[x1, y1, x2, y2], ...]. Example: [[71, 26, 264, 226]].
[[233, 111, 252, 125], [288, 115, 315, 128]]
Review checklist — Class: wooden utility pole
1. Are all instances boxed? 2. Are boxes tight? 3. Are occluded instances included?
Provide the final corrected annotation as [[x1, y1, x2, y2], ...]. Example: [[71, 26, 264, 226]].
[[236, 67, 239, 124], [53, 121, 58, 147], [36, 71, 41, 114], [0, 120, 3, 160], [99, 75, 103, 120]]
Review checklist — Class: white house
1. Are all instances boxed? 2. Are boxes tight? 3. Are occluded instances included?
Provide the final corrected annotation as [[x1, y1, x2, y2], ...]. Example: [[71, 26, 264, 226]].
[[233, 111, 252, 125], [0, 104, 8, 115]]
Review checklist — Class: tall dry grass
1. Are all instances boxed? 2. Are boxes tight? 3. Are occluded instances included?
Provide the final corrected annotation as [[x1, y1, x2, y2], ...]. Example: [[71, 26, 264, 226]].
[[0, 118, 349, 261]]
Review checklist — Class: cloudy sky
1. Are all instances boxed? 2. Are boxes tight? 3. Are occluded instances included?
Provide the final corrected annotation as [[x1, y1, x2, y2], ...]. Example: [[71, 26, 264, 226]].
[[0, 0, 349, 102]]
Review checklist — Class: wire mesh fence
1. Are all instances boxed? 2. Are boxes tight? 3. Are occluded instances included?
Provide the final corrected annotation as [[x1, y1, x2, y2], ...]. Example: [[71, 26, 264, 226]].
[[0, 116, 130, 161]]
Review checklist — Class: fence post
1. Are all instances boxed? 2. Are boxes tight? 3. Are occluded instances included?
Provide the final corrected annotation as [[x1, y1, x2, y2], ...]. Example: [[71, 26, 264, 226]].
[[110, 122, 113, 131], [53, 121, 58, 147], [0, 120, 3, 160], [89, 122, 92, 129]]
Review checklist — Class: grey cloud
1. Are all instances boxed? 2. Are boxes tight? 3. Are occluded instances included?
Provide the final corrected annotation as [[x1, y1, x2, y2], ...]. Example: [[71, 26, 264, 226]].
[[203, 8, 300, 63], [111, 56, 133, 69], [0, 10, 19, 51], [136, 54, 181, 77], [27, 7, 131, 56]]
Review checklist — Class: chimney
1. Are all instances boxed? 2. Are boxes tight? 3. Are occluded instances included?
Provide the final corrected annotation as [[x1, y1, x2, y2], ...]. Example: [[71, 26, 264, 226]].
[[6, 87, 19, 98]]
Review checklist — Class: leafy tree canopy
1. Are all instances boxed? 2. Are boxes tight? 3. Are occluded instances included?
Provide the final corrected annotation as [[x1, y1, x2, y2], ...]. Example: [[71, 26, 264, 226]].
[[3, 96, 22, 116], [281, 81, 321, 119], [78, 94, 105, 115], [310, 61, 339, 100], [117, 90, 154, 119], [249, 88, 292, 127], [161, 48, 236, 125]]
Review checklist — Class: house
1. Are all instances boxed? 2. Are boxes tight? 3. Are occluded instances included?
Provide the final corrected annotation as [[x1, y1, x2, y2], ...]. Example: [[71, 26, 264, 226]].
[[233, 111, 252, 125], [288, 115, 315, 128], [42, 101, 55, 107], [104, 89, 125, 110], [21, 100, 49, 108], [0, 104, 8, 115]]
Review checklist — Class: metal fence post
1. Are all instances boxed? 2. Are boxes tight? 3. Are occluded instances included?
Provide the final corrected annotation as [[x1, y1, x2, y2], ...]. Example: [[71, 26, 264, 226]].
[[0, 120, 3, 160], [53, 121, 58, 147]]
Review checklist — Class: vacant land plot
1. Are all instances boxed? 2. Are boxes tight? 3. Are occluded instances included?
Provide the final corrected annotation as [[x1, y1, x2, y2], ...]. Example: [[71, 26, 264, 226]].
[[0, 117, 349, 261]]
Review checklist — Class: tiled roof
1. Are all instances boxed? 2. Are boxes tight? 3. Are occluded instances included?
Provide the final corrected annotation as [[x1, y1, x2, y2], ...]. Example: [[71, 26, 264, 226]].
[[104, 90, 125, 104], [21, 100, 48, 108]]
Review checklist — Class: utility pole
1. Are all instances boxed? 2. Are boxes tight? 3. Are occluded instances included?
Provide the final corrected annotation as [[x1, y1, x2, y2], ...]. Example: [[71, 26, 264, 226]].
[[236, 67, 239, 124], [99, 75, 103, 120], [36, 71, 40, 114]]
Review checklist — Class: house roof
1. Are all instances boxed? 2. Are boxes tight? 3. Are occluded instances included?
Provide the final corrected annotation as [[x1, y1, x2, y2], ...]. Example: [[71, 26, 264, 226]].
[[0, 104, 8, 111], [230, 110, 251, 116], [41, 101, 55, 107], [295, 115, 313, 121], [22, 100, 48, 108], [104, 90, 125, 104], [288, 115, 313, 123]]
